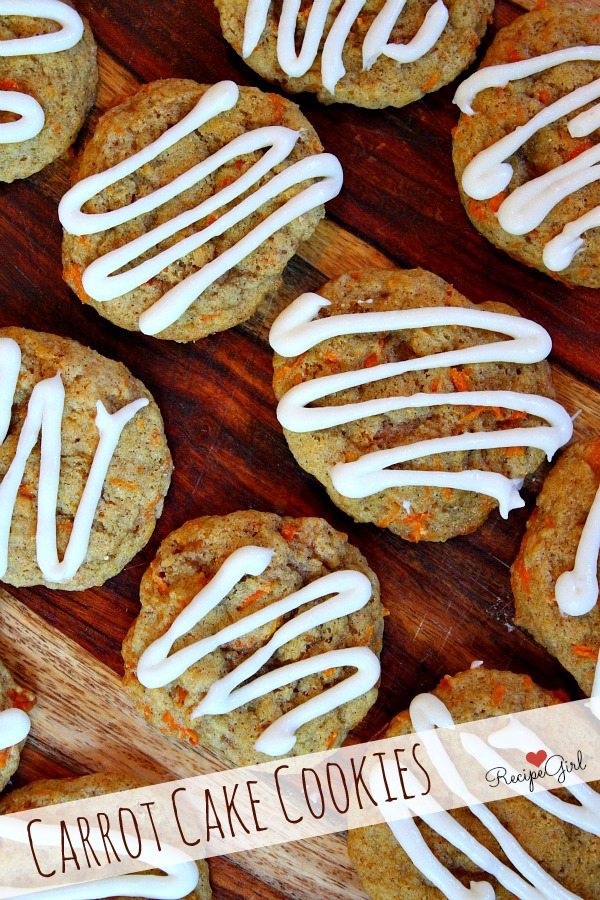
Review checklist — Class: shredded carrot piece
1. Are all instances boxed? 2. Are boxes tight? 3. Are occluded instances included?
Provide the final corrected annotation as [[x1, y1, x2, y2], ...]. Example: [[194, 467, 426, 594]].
[[63, 263, 84, 298], [377, 501, 402, 528], [326, 731, 339, 749], [491, 683, 506, 706], [450, 368, 471, 392], [174, 686, 188, 706], [7, 688, 35, 712], [238, 584, 272, 611], [421, 71, 440, 91], [363, 351, 380, 368], [437, 675, 453, 692], [0, 749, 10, 767], [281, 522, 300, 541], [109, 478, 140, 491], [442, 487, 453, 500], [162, 711, 199, 746], [403, 511, 431, 541], [488, 192, 507, 213], [0, 79, 18, 91], [522, 675, 534, 690], [572, 644, 599, 660], [323, 667, 336, 677], [513, 552, 532, 591], [150, 564, 170, 596]]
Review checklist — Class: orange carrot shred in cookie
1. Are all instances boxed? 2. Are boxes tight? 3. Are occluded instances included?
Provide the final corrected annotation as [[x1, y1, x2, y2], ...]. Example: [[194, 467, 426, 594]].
[[7, 688, 35, 712], [491, 683, 506, 705], [450, 368, 471, 392], [572, 644, 598, 660], [281, 522, 300, 541], [326, 730, 339, 749]]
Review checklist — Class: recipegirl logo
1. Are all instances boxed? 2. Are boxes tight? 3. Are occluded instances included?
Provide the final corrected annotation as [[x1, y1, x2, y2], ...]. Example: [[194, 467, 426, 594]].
[[485, 748, 587, 793]]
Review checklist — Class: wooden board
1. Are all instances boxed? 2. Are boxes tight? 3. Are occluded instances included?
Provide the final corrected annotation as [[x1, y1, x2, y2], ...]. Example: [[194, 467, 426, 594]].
[[0, 0, 598, 897]]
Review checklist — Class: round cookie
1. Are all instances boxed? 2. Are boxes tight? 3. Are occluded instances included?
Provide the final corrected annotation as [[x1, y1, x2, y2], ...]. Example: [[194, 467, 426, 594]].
[[215, 0, 494, 109], [452, 4, 600, 287], [0, 326, 172, 590], [61, 79, 333, 342], [0, 658, 34, 793], [270, 268, 557, 542], [512, 439, 600, 696], [0, 774, 212, 899], [122, 510, 384, 767], [348, 667, 600, 900], [0, 1, 97, 182]]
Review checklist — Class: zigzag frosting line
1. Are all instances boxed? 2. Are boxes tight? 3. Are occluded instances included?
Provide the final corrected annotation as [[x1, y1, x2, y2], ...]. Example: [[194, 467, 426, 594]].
[[242, 0, 449, 94], [59, 80, 343, 336], [0, 707, 30, 750], [0, 1, 84, 143], [136, 544, 381, 756], [454, 47, 600, 272], [0, 337, 148, 584], [269, 293, 573, 517]]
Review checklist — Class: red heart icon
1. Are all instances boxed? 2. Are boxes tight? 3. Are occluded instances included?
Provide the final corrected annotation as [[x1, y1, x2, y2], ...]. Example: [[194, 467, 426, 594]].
[[526, 750, 547, 768]]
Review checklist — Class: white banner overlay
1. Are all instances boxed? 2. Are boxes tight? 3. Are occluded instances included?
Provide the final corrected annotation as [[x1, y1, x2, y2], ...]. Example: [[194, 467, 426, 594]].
[[0, 696, 599, 896]]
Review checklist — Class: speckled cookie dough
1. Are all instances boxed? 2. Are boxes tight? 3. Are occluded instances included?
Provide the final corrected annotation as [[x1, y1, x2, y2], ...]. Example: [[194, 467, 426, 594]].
[[123, 510, 384, 767], [215, 0, 494, 109], [512, 439, 600, 696], [271, 268, 556, 542], [62, 79, 329, 342], [0, 773, 212, 899], [453, 4, 600, 287], [0, 327, 172, 590], [0, 1, 97, 182], [0, 658, 34, 793], [348, 668, 600, 900]]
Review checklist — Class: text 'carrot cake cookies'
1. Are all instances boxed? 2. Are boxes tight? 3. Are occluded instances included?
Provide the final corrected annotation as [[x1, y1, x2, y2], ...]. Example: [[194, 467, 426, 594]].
[[512, 439, 600, 697], [123, 510, 384, 766], [0, 774, 212, 899], [0, 657, 34, 793], [269, 268, 573, 542], [59, 79, 342, 342], [453, 3, 600, 287], [0, 327, 172, 590], [348, 667, 600, 899], [0, 0, 97, 182], [215, 0, 494, 109]]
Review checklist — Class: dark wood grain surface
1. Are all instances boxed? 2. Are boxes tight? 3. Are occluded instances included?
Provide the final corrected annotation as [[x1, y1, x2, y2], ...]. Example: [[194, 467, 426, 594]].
[[0, 1, 598, 897]]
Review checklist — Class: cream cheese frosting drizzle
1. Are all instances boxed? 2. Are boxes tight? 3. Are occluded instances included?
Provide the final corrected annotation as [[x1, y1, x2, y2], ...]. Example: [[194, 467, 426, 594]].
[[0, 706, 30, 750], [0, 1, 84, 144], [454, 47, 600, 272], [0, 337, 148, 584], [555, 482, 600, 617], [58, 80, 343, 336], [243, 0, 449, 94], [269, 294, 573, 517], [373, 690, 600, 899], [136, 544, 381, 756]]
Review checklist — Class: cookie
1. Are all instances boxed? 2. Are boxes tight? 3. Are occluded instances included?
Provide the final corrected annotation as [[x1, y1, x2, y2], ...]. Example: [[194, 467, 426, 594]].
[[512, 439, 600, 696], [215, 0, 494, 109], [453, 4, 600, 287], [60, 79, 341, 342], [0, 326, 172, 590], [269, 268, 571, 542], [0, 658, 34, 793], [0, 773, 212, 899], [123, 510, 384, 766], [348, 667, 600, 899], [0, 0, 97, 182]]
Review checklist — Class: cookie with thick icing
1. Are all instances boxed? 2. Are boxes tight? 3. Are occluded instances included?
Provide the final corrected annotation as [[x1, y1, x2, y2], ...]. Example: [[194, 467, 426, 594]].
[[512, 439, 600, 696], [348, 667, 600, 899], [453, 4, 600, 287], [60, 79, 342, 342], [0, 774, 212, 899], [0, 0, 97, 182], [0, 658, 34, 793], [0, 326, 172, 590], [123, 510, 384, 766], [269, 268, 571, 542], [215, 0, 494, 109]]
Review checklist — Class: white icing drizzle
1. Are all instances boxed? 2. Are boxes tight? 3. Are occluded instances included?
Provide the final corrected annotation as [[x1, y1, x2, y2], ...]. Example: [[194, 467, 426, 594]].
[[454, 47, 600, 272], [0, 337, 148, 584], [0, 706, 30, 750], [269, 294, 573, 518], [555, 481, 600, 617], [58, 80, 343, 337], [0, 0, 83, 144], [377, 690, 600, 899], [242, 0, 449, 95], [136, 544, 381, 756]]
